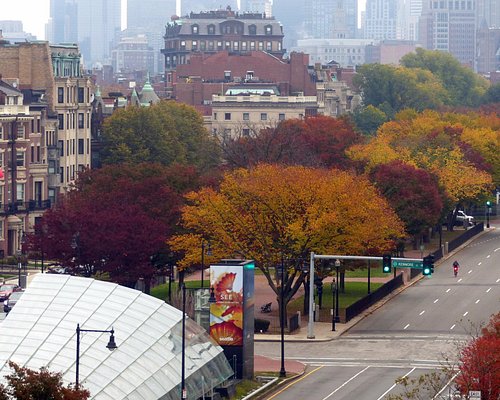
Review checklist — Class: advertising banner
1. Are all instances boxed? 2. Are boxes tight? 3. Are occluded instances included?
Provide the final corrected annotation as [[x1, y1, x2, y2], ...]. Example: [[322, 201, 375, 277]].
[[209, 265, 244, 346]]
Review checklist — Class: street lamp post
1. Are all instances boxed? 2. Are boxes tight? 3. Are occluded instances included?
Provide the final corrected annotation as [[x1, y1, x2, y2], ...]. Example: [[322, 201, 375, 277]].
[[334, 259, 340, 323], [181, 283, 187, 399], [200, 240, 211, 288], [75, 324, 117, 389], [331, 278, 336, 331], [279, 256, 286, 378]]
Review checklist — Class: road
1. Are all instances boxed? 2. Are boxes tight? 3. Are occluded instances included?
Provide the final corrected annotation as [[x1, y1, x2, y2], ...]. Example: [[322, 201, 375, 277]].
[[256, 225, 500, 399]]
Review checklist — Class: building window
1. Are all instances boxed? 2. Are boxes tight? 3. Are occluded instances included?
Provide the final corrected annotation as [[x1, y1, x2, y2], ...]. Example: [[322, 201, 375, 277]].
[[48, 188, 56, 205], [16, 124, 25, 139], [265, 25, 272, 35], [208, 24, 215, 34], [192, 40, 198, 50], [242, 128, 250, 136], [243, 113, 249, 121], [192, 24, 199, 34], [48, 160, 56, 174], [217, 41, 223, 50], [249, 24, 257, 35], [16, 151, 24, 167], [58, 114, 64, 130], [31, 146, 34, 163], [60, 167, 64, 183], [223, 128, 231, 136], [0, 220, 3, 239], [78, 113, 84, 129], [279, 113, 285, 121], [78, 138, 84, 155], [78, 87, 84, 103], [225, 41, 231, 50], [213, 112, 217, 120], [233, 41, 239, 50], [200, 41, 206, 50], [0, 153, 3, 169], [58, 140, 64, 156], [266, 42, 272, 51], [16, 183, 24, 203], [0, 125, 3, 140], [258, 42, 264, 50], [250, 41, 255, 50], [58, 87, 64, 103], [208, 41, 214, 50], [242, 41, 247, 51], [224, 113, 231, 120], [180, 41, 186, 50], [260, 113, 267, 121]]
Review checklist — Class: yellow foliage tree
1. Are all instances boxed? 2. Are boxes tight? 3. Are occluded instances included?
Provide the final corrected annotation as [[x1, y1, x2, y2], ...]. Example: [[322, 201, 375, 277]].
[[170, 164, 405, 306], [347, 110, 494, 212]]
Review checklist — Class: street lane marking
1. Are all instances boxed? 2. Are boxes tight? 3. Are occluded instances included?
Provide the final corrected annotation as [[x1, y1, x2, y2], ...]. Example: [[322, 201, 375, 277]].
[[486, 288, 491, 293], [322, 366, 370, 400], [267, 366, 323, 400], [463, 311, 468, 317], [434, 372, 460, 399], [450, 324, 456, 330], [475, 299, 480, 304], [478, 262, 482, 265], [497, 279, 500, 283], [404, 324, 410, 330], [434, 299, 439, 303], [468, 270, 472, 274], [494, 248, 500, 252], [376, 368, 416, 400], [487, 255, 491, 258], [419, 310, 425, 316], [446, 288, 451, 293], [458, 278, 463, 282]]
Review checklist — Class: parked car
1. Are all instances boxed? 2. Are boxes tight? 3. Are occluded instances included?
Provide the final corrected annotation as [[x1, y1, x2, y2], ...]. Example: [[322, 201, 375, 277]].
[[0, 284, 22, 302], [3, 290, 23, 313], [47, 265, 68, 274], [455, 210, 475, 226]]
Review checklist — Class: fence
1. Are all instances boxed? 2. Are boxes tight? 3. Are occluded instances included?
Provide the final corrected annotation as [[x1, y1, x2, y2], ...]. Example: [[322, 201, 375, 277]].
[[342, 274, 404, 323], [448, 222, 484, 253]]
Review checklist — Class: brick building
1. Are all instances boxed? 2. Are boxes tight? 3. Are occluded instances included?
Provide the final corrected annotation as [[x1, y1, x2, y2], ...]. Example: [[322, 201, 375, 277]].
[[0, 39, 92, 256]]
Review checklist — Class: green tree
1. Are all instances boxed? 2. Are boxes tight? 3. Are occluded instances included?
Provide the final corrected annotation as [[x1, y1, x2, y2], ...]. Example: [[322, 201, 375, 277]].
[[401, 48, 488, 107], [101, 101, 220, 171], [482, 83, 500, 104], [352, 105, 389, 135]]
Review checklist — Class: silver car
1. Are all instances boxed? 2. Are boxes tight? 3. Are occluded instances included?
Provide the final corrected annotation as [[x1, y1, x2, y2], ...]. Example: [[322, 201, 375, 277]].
[[3, 290, 24, 313]]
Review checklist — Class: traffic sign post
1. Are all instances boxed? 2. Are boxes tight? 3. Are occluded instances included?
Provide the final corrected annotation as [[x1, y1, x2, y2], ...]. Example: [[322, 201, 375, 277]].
[[392, 260, 423, 269]]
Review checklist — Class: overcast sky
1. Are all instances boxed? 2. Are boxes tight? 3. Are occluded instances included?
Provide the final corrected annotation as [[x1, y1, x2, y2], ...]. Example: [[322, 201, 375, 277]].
[[1, 0, 366, 40]]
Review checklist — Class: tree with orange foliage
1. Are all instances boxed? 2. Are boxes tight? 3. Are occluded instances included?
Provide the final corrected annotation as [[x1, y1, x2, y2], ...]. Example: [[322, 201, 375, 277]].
[[170, 164, 405, 310]]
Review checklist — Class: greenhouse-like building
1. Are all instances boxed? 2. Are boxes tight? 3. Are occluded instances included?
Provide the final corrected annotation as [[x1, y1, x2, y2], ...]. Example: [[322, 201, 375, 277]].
[[0, 274, 233, 399]]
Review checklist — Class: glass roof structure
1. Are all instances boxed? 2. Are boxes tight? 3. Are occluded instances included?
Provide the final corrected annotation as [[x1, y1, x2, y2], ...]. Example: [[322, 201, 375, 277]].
[[0, 274, 233, 399]]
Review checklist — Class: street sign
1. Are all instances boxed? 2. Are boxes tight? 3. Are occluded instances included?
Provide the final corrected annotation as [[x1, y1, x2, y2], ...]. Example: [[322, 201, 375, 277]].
[[469, 390, 481, 399], [392, 260, 423, 269]]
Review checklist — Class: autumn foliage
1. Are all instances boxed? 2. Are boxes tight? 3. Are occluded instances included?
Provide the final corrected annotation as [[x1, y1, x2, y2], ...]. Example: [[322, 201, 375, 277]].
[[0, 361, 89, 400], [170, 164, 405, 303], [456, 312, 500, 400]]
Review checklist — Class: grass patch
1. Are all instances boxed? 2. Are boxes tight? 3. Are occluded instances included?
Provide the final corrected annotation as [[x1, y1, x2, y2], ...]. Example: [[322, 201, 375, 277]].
[[150, 280, 202, 301], [233, 379, 265, 399], [345, 268, 386, 278]]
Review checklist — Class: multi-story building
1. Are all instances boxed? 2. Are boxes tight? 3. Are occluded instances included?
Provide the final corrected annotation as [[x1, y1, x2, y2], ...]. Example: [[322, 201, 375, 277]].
[[0, 21, 37, 42], [304, 0, 358, 40], [240, 0, 273, 16], [293, 38, 378, 67], [363, 0, 399, 40], [180, 1, 239, 16], [365, 39, 418, 64], [210, 87, 318, 138], [419, 0, 476, 67], [477, 0, 500, 29], [396, 0, 423, 41], [111, 35, 155, 74], [47, 0, 78, 44], [272, 0, 306, 49], [0, 40, 93, 196], [476, 26, 500, 75], [162, 8, 285, 86], [126, 0, 176, 74]]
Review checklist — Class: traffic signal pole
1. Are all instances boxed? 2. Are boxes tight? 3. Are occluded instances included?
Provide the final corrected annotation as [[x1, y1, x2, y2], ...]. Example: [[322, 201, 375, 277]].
[[307, 253, 430, 339]]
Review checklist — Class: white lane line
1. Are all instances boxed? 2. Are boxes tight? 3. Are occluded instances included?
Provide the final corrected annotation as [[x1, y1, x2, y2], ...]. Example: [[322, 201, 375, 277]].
[[434, 299, 439, 303], [463, 311, 469, 317], [468, 270, 473, 274], [458, 278, 463, 282], [486, 288, 492, 293], [404, 324, 410, 330], [475, 299, 480, 304], [494, 248, 500, 252], [487, 255, 491, 258], [376, 367, 416, 400], [496, 279, 500, 283], [450, 324, 456, 330], [446, 288, 451, 293], [419, 310, 425, 316], [322, 366, 370, 400], [478, 262, 482, 266]]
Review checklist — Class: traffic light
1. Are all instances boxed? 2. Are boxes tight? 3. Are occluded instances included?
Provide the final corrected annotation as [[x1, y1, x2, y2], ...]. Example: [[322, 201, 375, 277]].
[[423, 255, 434, 276], [382, 254, 392, 273]]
